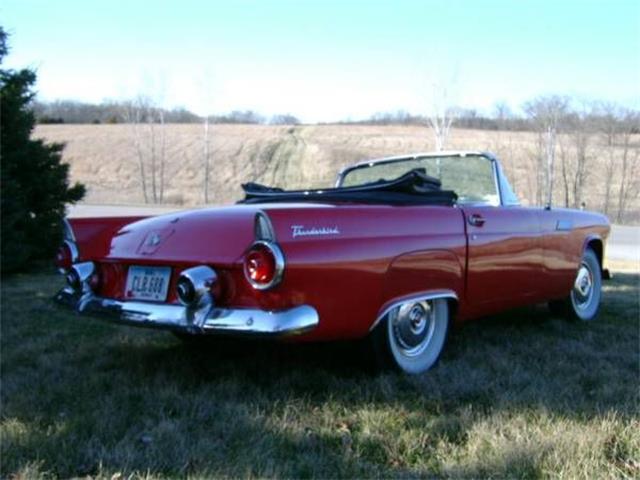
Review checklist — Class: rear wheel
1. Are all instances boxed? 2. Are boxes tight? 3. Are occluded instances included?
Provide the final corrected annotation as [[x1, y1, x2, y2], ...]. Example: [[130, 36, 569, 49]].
[[548, 248, 602, 321], [371, 298, 450, 374]]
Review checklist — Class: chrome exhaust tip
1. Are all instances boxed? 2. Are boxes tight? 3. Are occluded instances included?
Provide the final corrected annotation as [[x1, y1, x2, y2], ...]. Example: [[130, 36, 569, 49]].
[[177, 266, 217, 308], [67, 262, 95, 292]]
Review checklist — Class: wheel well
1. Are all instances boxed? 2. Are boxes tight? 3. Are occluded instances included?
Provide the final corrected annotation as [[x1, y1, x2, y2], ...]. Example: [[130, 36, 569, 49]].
[[586, 239, 603, 268], [447, 298, 459, 322], [371, 292, 458, 333]]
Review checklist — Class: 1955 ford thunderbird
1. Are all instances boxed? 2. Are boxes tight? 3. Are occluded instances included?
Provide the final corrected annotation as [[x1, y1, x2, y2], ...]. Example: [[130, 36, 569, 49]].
[[54, 152, 610, 374]]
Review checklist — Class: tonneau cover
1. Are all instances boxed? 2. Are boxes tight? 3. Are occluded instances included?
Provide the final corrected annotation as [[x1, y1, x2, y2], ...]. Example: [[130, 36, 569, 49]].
[[239, 169, 458, 206]]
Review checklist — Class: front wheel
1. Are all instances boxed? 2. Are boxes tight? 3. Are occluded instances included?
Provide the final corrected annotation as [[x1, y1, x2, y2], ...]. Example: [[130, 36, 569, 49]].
[[371, 298, 450, 374], [548, 248, 602, 321]]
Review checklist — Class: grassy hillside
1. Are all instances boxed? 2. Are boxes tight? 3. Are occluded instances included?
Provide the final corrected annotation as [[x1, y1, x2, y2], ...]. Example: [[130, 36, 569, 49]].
[[35, 124, 639, 222], [1, 265, 638, 478]]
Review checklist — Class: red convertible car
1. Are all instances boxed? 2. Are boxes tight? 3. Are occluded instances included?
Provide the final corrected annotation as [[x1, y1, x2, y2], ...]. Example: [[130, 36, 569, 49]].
[[54, 152, 610, 374]]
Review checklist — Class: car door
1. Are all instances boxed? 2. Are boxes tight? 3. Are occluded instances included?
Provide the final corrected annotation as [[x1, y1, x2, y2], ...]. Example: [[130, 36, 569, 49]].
[[463, 205, 545, 317]]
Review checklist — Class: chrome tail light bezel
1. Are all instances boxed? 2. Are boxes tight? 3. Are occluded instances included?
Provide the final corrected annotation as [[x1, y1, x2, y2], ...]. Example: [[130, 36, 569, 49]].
[[56, 240, 79, 274], [244, 240, 285, 291], [56, 218, 79, 273], [244, 212, 285, 291]]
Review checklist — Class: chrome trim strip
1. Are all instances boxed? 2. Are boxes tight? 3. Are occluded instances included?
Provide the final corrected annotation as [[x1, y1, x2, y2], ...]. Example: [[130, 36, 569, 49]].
[[54, 288, 318, 337], [556, 220, 573, 231], [369, 290, 458, 332], [203, 305, 318, 335]]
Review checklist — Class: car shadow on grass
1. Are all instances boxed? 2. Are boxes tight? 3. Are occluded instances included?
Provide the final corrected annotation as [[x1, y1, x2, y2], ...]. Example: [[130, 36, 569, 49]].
[[102, 272, 639, 417], [1, 271, 638, 478]]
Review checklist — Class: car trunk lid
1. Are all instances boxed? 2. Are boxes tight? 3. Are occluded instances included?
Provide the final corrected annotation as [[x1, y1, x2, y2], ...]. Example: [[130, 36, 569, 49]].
[[105, 206, 260, 265]]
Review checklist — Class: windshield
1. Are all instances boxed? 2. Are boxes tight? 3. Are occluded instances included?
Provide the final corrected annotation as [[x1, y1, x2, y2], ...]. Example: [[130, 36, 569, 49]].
[[339, 154, 500, 205]]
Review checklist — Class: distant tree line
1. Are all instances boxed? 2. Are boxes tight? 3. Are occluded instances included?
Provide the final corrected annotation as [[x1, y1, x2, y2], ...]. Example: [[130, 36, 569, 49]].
[[32, 96, 639, 223], [33, 100, 300, 126], [335, 106, 640, 134]]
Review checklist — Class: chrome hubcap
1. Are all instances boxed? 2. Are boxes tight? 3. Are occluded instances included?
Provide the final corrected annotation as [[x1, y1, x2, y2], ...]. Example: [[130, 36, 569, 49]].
[[391, 301, 435, 357], [572, 263, 594, 310]]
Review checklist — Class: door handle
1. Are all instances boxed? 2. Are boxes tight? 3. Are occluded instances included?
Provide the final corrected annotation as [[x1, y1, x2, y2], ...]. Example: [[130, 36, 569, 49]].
[[468, 213, 485, 227]]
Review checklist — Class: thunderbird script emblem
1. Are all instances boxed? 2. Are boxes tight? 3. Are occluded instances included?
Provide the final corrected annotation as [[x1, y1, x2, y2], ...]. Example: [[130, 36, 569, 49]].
[[291, 225, 341, 238]]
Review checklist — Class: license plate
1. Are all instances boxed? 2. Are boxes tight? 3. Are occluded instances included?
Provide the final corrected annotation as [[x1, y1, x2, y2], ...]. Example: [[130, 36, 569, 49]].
[[125, 266, 171, 301]]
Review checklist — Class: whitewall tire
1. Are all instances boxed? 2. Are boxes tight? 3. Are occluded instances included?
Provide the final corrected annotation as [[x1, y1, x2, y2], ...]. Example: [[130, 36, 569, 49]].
[[549, 248, 602, 321], [372, 298, 450, 374]]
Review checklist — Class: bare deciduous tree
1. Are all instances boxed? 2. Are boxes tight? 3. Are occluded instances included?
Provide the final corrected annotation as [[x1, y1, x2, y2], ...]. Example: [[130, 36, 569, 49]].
[[567, 102, 595, 209], [203, 115, 211, 203], [426, 82, 458, 151], [616, 110, 640, 222], [524, 95, 569, 206], [597, 102, 621, 216], [493, 101, 513, 131], [558, 133, 571, 207], [121, 95, 168, 204]]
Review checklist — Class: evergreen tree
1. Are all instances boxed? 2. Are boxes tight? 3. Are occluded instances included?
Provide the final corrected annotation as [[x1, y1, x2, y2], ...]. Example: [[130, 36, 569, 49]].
[[1, 27, 85, 273]]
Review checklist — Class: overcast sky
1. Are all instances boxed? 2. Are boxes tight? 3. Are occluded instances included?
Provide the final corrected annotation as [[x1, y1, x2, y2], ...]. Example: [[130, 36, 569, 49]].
[[2, 0, 639, 122]]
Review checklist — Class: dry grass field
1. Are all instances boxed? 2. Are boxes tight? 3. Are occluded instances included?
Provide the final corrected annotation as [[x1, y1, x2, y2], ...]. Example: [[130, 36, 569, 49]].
[[35, 124, 640, 222], [1, 264, 638, 478]]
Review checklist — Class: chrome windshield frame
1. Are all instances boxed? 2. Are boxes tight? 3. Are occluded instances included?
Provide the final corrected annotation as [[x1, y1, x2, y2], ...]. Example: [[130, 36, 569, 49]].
[[335, 151, 515, 207]]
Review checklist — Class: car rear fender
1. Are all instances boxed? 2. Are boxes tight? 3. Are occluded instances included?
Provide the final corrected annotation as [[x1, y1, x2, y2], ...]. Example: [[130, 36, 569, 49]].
[[376, 248, 465, 329], [67, 216, 147, 260], [582, 234, 611, 279]]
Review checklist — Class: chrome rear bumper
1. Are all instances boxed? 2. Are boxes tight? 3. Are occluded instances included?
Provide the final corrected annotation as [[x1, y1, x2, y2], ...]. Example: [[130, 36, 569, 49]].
[[54, 287, 319, 337]]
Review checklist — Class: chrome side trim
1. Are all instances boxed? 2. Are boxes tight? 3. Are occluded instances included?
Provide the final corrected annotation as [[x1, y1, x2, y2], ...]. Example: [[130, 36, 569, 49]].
[[556, 220, 573, 231], [54, 288, 318, 337], [203, 305, 318, 335], [369, 290, 458, 332]]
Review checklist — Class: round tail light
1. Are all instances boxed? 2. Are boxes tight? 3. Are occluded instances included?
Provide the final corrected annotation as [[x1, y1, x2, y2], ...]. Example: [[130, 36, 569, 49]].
[[243, 241, 284, 290]]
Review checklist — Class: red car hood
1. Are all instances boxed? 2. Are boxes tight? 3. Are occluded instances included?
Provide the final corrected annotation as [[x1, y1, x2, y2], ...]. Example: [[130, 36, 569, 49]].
[[106, 206, 261, 265]]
